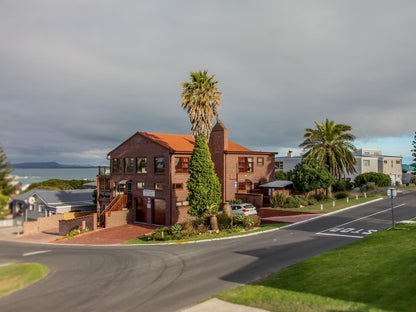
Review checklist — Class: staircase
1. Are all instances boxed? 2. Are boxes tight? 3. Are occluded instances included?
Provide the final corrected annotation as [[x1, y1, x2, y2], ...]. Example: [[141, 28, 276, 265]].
[[98, 194, 129, 227]]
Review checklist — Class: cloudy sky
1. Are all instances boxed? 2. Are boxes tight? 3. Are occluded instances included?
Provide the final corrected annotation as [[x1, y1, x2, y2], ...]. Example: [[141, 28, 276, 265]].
[[1, 1, 415, 165]]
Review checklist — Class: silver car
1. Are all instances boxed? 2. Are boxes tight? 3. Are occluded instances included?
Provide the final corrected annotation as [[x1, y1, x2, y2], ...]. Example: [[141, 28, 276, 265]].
[[231, 203, 257, 216]]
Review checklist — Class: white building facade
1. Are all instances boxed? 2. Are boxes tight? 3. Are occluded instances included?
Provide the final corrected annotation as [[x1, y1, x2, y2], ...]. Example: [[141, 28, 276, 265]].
[[276, 148, 403, 184]]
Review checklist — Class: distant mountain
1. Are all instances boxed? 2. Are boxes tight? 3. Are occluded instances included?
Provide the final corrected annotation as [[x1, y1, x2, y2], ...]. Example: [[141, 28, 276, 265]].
[[11, 162, 97, 169]]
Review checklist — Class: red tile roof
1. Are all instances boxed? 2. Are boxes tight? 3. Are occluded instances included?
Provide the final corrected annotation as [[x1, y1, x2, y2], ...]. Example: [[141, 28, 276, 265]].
[[139, 132, 252, 153]]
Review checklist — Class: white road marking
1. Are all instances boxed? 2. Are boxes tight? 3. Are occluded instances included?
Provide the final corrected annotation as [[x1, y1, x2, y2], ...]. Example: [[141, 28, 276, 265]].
[[22, 250, 51, 257], [317, 232, 364, 239], [316, 203, 407, 237]]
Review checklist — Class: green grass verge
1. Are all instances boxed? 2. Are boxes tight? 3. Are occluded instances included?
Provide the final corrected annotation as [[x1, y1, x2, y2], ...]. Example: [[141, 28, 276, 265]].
[[216, 223, 416, 311], [281, 195, 380, 214], [0, 263, 49, 297], [125, 223, 289, 244]]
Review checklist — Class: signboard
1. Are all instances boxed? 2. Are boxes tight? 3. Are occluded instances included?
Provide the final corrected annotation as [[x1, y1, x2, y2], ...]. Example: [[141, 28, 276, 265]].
[[387, 188, 397, 198], [143, 189, 155, 197]]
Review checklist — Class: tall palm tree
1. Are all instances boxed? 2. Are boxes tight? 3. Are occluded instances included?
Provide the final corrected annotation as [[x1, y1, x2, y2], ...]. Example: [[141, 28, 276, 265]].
[[300, 119, 357, 179], [180, 70, 222, 140]]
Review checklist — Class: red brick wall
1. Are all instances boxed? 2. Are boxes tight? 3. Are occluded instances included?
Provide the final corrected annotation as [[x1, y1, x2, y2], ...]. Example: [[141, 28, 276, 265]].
[[23, 214, 64, 235], [59, 214, 97, 236], [105, 210, 135, 228], [235, 193, 264, 208]]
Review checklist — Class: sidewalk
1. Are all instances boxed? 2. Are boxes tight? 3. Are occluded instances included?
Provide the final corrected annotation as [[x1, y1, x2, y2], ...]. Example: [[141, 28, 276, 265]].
[[179, 298, 268, 312]]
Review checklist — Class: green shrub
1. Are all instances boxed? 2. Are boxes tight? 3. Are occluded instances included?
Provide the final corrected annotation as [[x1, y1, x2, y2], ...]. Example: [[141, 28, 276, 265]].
[[249, 215, 261, 227], [170, 224, 182, 236], [308, 197, 317, 205], [151, 227, 171, 241], [283, 196, 300, 208], [354, 172, 391, 187], [217, 213, 231, 230], [228, 199, 243, 205], [332, 179, 353, 192], [234, 213, 246, 225], [335, 192, 348, 199], [275, 171, 288, 180], [243, 217, 255, 229], [271, 193, 287, 208], [294, 195, 308, 207], [312, 193, 325, 202]]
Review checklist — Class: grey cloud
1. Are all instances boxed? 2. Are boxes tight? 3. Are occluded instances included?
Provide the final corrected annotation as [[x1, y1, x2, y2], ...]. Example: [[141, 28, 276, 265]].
[[1, 1, 415, 164]]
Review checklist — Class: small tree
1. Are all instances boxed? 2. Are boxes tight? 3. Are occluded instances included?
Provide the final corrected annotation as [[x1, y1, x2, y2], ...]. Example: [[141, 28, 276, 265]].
[[186, 135, 222, 218], [354, 172, 392, 187], [0, 146, 14, 209], [288, 157, 335, 193], [412, 131, 416, 162]]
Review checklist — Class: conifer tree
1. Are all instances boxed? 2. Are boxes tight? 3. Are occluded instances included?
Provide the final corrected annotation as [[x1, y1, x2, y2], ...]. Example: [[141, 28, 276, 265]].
[[186, 135, 221, 217], [412, 131, 416, 163], [0, 146, 14, 208]]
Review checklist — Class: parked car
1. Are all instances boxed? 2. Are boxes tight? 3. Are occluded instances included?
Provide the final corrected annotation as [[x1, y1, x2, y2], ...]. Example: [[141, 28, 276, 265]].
[[231, 203, 257, 216]]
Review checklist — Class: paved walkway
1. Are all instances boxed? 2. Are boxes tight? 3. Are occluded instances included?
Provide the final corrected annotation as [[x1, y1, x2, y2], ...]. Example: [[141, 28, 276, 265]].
[[2, 223, 161, 245], [54, 223, 161, 245]]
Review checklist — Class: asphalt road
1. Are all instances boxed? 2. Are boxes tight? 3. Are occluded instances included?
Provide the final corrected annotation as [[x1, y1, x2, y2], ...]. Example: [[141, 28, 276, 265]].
[[1, 192, 415, 312]]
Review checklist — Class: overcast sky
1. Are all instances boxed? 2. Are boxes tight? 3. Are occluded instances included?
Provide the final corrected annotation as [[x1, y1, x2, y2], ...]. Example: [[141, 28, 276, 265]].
[[1, 1, 415, 165]]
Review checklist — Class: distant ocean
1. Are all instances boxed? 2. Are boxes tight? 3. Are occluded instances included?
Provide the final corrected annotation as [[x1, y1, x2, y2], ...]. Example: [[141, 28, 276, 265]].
[[12, 168, 99, 188]]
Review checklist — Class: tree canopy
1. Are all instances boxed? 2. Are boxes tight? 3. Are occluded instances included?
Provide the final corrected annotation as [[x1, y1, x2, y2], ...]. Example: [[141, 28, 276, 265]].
[[300, 118, 357, 179], [288, 157, 335, 192], [412, 131, 416, 162], [180, 70, 222, 140], [0, 146, 14, 207], [186, 135, 222, 217], [354, 172, 392, 187]]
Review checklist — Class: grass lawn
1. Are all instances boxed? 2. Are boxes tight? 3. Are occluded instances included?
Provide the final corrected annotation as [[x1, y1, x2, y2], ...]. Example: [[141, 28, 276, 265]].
[[125, 222, 289, 244], [216, 223, 416, 312], [282, 195, 381, 214], [0, 263, 49, 297]]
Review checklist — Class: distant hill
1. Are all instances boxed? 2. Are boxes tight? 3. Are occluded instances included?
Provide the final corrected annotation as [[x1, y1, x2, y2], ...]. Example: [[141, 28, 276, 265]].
[[11, 162, 97, 169]]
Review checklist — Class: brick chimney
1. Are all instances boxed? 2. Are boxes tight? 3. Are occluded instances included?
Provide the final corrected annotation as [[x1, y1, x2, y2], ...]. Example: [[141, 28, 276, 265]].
[[209, 119, 228, 152]]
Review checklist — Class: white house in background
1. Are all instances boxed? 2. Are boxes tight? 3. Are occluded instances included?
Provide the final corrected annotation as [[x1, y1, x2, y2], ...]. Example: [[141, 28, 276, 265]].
[[275, 148, 403, 184]]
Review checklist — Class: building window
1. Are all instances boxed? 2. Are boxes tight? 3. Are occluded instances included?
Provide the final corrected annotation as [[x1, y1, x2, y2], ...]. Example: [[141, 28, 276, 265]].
[[155, 157, 165, 173], [112, 158, 122, 173], [384, 160, 387, 164], [275, 161, 283, 170], [137, 182, 145, 189], [363, 160, 370, 167], [238, 182, 246, 191], [137, 157, 147, 173], [175, 157, 190, 173], [173, 183, 183, 190], [396, 160, 401, 165], [155, 183, 163, 190], [238, 157, 254, 173], [125, 158, 135, 173], [257, 157, 264, 166]]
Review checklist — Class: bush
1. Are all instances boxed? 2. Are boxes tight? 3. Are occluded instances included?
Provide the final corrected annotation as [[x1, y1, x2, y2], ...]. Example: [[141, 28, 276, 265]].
[[271, 193, 287, 208], [308, 197, 317, 205], [228, 199, 243, 205], [275, 171, 288, 180], [217, 213, 231, 230], [293, 195, 308, 207], [312, 193, 325, 202], [283, 196, 300, 208], [332, 179, 353, 192], [234, 213, 246, 225], [354, 172, 392, 187], [150, 227, 172, 241], [243, 217, 255, 229], [335, 192, 348, 199], [170, 224, 182, 237]]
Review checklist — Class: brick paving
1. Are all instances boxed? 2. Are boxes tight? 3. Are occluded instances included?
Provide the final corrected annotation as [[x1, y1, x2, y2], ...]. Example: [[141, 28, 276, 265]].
[[54, 223, 161, 245]]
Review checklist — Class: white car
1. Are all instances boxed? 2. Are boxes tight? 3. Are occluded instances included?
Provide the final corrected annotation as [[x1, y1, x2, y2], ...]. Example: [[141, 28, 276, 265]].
[[231, 203, 257, 216]]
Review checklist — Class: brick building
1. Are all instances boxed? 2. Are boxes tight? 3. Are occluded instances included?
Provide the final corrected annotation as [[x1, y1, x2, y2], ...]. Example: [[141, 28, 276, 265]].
[[97, 121, 275, 226]]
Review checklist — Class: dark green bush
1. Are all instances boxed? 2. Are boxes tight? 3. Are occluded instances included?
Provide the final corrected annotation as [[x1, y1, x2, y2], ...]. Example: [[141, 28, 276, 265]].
[[308, 197, 317, 205], [335, 192, 348, 199], [294, 195, 308, 207], [150, 227, 171, 241], [228, 199, 243, 205], [234, 213, 246, 225], [332, 179, 353, 192], [283, 196, 300, 208], [271, 193, 287, 208], [312, 193, 325, 202], [217, 213, 231, 230], [354, 172, 391, 187]]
